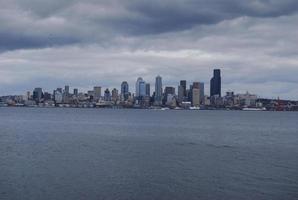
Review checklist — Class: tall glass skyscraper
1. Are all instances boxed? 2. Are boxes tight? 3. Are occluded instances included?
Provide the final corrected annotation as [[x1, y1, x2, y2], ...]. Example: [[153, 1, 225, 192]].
[[136, 77, 146, 98], [136, 77, 143, 97], [121, 81, 129, 100], [210, 69, 221, 97], [180, 80, 187, 97], [155, 75, 162, 105], [139, 81, 146, 97], [145, 83, 150, 96]]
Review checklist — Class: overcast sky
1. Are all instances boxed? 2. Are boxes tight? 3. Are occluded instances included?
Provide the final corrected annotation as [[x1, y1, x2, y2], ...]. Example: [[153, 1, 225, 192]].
[[0, 0, 298, 99]]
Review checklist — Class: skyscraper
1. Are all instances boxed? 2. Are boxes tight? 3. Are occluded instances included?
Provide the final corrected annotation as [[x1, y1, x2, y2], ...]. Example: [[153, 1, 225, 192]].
[[178, 80, 187, 103], [164, 87, 175, 97], [210, 69, 221, 97], [104, 88, 111, 101], [111, 88, 118, 102], [73, 88, 78, 96], [33, 88, 43, 103], [178, 85, 184, 103], [164, 86, 175, 105], [199, 82, 205, 104], [121, 81, 129, 100], [188, 84, 193, 102], [136, 77, 146, 98], [63, 85, 70, 103], [193, 81, 205, 104], [64, 85, 70, 95], [93, 86, 102, 100], [139, 81, 146, 97], [145, 83, 150, 96], [192, 88, 200, 107], [180, 80, 187, 95], [155, 75, 162, 105]]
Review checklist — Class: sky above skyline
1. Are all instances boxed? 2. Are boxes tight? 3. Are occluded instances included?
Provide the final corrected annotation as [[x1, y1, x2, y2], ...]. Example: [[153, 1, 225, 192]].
[[0, 0, 298, 99]]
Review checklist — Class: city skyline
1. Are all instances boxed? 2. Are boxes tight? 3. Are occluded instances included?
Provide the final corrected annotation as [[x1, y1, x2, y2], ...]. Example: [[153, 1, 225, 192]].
[[2, 68, 298, 111], [1, 69, 297, 101], [1, 1, 298, 99]]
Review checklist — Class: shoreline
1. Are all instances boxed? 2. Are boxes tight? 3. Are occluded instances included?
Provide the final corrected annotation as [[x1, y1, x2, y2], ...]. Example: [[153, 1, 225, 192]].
[[1, 105, 297, 112]]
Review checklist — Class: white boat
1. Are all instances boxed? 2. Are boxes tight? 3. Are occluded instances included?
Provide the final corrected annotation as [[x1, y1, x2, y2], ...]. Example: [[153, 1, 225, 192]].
[[189, 106, 200, 110]]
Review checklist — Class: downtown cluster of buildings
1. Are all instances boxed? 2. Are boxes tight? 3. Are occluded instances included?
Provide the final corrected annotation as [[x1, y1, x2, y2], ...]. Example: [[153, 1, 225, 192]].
[[1, 69, 298, 111]]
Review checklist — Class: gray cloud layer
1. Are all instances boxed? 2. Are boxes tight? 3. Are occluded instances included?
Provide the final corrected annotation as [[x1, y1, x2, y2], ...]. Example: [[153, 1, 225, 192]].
[[0, 0, 298, 99]]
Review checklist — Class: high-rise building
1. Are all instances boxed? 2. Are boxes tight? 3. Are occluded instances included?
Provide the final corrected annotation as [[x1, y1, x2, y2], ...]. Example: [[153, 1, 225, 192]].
[[73, 89, 78, 96], [33, 88, 43, 103], [178, 85, 184, 103], [188, 84, 193, 103], [164, 87, 175, 97], [43, 92, 51, 101], [25, 91, 31, 101], [63, 85, 70, 103], [180, 80, 187, 96], [121, 81, 129, 101], [155, 75, 162, 105], [178, 80, 187, 102], [192, 88, 200, 107], [104, 88, 111, 101], [146, 83, 150, 96], [193, 82, 205, 105], [164, 86, 175, 105], [93, 86, 102, 100], [210, 69, 221, 97], [136, 77, 146, 98], [54, 90, 63, 104], [111, 88, 118, 102], [199, 82, 205, 105], [64, 85, 70, 95]]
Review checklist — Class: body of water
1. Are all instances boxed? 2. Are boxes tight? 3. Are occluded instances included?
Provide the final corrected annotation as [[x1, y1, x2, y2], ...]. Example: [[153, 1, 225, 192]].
[[1, 108, 298, 199]]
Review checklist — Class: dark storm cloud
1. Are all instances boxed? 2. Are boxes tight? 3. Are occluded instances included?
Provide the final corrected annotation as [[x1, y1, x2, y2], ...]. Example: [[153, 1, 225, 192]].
[[125, 0, 298, 34], [0, 31, 80, 52], [1, 0, 298, 51]]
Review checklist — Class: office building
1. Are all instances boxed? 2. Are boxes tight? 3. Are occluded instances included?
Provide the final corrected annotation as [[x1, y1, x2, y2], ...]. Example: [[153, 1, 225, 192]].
[[192, 82, 205, 105], [54, 90, 63, 104], [136, 77, 146, 98], [146, 83, 150, 96], [200, 82, 205, 105], [164, 87, 175, 97], [112, 88, 118, 102], [155, 75, 163, 105], [93, 86, 102, 100], [164, 86, 175, 105], [104, 88, 111, 101], [192, 88, 200, 107], [121, 81, 129, 101], [33, 88, 43, 103], [210, 69, 221, 97], [178, 80, 187, 103], [64, 85, 70, 95], [180, 80, 187, 96], [73, 88, 78, 96], [178, 85, 184, 103]]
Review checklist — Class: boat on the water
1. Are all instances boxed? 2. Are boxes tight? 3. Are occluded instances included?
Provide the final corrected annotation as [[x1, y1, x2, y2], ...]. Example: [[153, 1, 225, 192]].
[[189, 106, 200, 110]]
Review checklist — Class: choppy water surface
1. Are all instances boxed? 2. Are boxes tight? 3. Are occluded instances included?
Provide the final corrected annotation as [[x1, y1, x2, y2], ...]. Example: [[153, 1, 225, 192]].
[[1, 108, 298, 200]]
